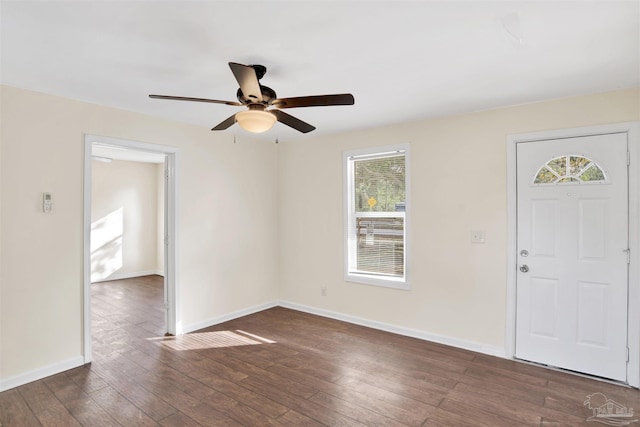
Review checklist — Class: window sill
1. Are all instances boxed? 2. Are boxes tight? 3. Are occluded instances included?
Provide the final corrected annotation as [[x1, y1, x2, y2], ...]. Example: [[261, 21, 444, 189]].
[[345, 272, 410, 290]]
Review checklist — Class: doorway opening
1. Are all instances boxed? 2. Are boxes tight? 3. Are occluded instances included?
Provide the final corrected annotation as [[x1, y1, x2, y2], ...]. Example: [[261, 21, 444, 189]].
[[83, 135, 179, 363]]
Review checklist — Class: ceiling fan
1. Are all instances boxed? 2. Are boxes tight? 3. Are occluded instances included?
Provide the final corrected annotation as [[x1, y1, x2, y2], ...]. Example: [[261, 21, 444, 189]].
[[149, 62, 355, 134]]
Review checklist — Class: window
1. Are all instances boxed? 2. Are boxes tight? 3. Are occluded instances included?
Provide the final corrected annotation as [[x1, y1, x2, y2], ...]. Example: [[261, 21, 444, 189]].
[[533, 155, 607, 184], [344, 144, 409, 289]]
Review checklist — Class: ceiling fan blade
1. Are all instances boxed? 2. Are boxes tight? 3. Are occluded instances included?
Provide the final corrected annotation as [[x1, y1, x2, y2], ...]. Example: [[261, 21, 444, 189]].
[[211, 114, 237, 131], [149, 94, 241, 106], [272, 94, 354, 109], [228, 62, 263, 103], [271, 110, 316, 133]]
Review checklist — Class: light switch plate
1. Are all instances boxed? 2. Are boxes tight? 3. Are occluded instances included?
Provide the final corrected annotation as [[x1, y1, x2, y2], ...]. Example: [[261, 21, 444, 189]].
[[471, 230, 485, 243]]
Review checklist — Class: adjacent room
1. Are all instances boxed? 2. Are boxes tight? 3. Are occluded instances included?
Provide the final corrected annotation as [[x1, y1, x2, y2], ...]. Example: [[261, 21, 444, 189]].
[[1, 1, 639, 425]]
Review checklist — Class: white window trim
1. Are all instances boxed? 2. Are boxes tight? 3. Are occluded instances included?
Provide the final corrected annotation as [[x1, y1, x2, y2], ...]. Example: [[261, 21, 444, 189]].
[[343, 143, 410, 290]]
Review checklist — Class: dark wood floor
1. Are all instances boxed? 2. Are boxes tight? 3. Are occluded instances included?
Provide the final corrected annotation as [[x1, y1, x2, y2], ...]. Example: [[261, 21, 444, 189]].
[[1, 275, 639, 426]]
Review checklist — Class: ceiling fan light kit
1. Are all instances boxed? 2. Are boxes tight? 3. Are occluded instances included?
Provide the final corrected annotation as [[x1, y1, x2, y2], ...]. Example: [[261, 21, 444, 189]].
[[236, 109, 277, 133], [149, 62, 354, 134]]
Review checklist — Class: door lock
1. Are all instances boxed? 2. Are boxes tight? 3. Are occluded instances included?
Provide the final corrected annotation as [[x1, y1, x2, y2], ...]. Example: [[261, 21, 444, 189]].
[[520, 249, 529, 257], [519, 264, 529, 273]]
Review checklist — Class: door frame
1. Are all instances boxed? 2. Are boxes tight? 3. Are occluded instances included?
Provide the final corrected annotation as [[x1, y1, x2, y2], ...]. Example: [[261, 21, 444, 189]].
[[83, 134, 180, 364], [506, 122, 640, 387]]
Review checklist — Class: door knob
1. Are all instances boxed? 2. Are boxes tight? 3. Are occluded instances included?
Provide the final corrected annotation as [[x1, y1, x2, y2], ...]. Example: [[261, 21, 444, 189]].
[[519, 264, 529, 273]]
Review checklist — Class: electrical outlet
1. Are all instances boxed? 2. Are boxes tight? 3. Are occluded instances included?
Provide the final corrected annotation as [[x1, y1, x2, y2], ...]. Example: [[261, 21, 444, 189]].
[[321, 285, 327, 296]]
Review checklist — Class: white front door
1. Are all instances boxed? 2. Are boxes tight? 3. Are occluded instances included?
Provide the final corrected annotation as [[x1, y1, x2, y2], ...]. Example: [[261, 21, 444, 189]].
[[515, 132, 628, 381]]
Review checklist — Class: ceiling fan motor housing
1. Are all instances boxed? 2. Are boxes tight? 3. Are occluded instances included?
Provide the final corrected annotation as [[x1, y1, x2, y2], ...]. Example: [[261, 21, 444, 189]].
[[236, 85, 277, 106]]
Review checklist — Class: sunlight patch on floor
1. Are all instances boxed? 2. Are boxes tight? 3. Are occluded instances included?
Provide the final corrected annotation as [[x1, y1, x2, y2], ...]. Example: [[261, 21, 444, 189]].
[[151, 330, 276, 350]]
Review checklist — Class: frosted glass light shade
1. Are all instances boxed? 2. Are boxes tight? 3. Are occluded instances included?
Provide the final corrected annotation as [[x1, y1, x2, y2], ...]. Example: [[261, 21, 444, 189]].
[[236, 110, 276, 133]]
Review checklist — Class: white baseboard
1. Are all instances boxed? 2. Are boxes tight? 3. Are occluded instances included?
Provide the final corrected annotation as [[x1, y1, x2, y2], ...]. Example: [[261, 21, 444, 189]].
[[0, 356, 85, 392], [1, 300, 505, 392], [278, 300, 507, 359], [92, 270, 164, 283], [182, 301, 279, 334]]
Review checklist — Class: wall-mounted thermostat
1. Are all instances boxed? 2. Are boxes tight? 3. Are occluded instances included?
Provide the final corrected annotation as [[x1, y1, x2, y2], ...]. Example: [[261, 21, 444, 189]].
[[43, 192, 52, 213]]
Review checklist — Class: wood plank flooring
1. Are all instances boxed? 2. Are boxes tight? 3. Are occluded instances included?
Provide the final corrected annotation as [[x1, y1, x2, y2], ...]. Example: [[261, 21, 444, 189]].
[[1, 275, 638, 426]]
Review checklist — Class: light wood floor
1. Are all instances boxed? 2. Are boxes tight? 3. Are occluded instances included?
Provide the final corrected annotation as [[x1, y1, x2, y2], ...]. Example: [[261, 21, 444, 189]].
[[1, 275, 638, 426]]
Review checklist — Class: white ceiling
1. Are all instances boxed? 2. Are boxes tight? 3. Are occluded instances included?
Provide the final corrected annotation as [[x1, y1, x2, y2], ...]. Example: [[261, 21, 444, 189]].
[[1, 1, 638, 142]]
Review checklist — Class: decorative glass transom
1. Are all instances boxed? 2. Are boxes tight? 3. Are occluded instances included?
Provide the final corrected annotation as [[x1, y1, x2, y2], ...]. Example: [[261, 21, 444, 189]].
[[533, 155, 607, 184]]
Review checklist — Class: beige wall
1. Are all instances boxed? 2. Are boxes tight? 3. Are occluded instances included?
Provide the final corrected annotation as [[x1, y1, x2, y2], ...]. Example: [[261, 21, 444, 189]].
[[0, 84, 638, 388], [278, 88, 640, 351], [91, 159, 163, 281], [0, 85, 279, 382]]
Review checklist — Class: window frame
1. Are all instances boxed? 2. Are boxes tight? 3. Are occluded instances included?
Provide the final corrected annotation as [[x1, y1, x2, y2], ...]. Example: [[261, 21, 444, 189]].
[[343, 143, 410, 289]]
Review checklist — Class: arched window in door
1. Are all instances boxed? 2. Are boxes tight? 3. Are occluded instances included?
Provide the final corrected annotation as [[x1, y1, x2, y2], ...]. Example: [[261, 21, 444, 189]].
[[533, 155, 607, 184]]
